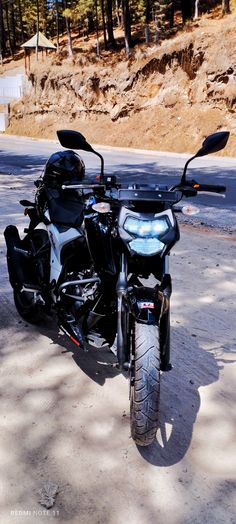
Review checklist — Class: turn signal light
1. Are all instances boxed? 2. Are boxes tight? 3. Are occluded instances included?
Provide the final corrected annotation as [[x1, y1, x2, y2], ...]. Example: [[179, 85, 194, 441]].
[[182, 205, 200, 216]]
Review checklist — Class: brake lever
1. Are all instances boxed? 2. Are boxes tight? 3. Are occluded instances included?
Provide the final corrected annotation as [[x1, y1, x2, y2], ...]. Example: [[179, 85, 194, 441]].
[[197, 191, 225, 198]]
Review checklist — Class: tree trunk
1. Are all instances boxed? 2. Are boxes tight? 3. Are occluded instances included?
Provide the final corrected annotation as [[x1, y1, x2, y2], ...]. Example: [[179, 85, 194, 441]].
[[36, 0, 40, 61], [5, 2, 13, 56], [66, 16, 73, 56], [0, 0, 3, 63], [17, 0, 25, 43], [122, 0, 131, 56], [106, 0, 116, 47], [100, 0, 108, 50], [169, 1, 174, 28], [145, 0, 151, 45], [181, 0, 193, 23], [194, 0, 199, 19], [116, 0, 122, 26], [222, 0, 230, 14], [11, 1, 17, 51], [55, 0, 60, 52], [154, 1, 174, 34]]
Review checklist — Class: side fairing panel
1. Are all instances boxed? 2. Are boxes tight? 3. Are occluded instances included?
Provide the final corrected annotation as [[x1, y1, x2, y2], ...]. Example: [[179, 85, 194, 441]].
[[47, 224, 83, 283]]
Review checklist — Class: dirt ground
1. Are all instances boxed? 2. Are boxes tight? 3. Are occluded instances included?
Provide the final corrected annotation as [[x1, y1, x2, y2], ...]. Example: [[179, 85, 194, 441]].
[[0, 172, 235, 523]]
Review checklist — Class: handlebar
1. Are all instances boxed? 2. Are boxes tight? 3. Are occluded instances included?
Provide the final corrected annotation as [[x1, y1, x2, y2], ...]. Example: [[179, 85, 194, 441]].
[[192, 183, 226, 194], [61, 181, 226, 203], [61, 184, 105, 190]]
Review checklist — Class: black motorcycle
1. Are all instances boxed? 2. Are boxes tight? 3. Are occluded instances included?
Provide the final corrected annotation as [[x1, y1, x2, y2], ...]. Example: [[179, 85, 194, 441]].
[[4, 130, 228, 446]]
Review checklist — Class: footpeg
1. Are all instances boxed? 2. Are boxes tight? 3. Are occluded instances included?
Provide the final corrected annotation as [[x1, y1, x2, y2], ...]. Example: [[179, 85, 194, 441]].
[[97, 360, 119, 368], [87, 332, 109, 348]]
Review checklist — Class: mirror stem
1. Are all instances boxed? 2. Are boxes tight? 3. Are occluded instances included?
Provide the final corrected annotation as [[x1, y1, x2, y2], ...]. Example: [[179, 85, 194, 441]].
[[93, 150, 104, 182], [181, 155, 196, 185]]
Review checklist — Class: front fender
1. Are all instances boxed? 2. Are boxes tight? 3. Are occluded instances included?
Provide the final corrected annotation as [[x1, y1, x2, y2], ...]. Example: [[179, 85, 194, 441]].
[[133, 286, 167, 325]]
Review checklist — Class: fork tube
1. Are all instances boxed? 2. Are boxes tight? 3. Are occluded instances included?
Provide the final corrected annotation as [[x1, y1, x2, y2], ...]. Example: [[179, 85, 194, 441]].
[[116, 253, 128, 368], [164, 254, 170, 274]]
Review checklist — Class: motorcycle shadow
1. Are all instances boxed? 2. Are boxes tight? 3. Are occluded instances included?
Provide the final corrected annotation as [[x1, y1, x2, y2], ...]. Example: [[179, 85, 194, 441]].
[[39, 319, 120, 386], [137, 325, 220, 466]]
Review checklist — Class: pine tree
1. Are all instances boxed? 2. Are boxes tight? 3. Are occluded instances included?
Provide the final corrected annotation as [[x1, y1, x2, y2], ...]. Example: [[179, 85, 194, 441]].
[[122, 0, 131, 55], [154, 1, 173, 34], [222, 0, 230, 14], [181, 0, 193, 23]]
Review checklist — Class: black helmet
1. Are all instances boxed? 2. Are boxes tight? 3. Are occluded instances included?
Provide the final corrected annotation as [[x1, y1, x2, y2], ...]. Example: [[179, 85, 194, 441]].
[[43, 150, 85, 187]]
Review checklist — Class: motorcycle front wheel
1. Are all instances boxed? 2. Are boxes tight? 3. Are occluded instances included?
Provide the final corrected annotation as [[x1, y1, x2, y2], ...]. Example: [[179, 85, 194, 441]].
[[13, 289, 45, 324], [130, 322, 160, 446]]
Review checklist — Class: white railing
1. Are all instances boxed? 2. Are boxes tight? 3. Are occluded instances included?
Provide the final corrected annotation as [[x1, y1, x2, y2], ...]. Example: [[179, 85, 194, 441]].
[[0, 75, 23, 100], [0, 113, 9, 132], [0, 74, 24, 131]]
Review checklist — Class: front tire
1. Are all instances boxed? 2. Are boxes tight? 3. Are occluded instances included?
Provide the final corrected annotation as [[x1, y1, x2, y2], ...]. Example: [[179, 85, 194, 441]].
[[130, 322, 160, 446]]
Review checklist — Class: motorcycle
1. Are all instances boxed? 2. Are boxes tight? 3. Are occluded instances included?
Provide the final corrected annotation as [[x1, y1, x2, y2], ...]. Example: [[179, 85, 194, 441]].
[[4, 130, 228, 446]]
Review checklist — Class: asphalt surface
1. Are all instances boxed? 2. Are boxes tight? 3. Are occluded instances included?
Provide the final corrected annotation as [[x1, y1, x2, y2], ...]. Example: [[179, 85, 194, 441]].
[[0, 134, 236, 213]]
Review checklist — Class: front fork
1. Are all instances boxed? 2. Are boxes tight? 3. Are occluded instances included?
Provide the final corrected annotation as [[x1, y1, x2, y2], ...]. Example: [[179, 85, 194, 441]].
[[116, 253, 172, 371], [116, 253, 129, 370]]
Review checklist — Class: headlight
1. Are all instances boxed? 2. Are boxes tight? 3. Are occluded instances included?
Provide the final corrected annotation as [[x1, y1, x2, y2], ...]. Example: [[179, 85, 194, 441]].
[[124, 216, 169, 237], [129, 238, 165, 255]]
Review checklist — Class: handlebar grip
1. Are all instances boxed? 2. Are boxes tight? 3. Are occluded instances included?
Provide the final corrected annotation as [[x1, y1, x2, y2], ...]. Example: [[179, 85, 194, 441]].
[[194, 183, 226, 193]]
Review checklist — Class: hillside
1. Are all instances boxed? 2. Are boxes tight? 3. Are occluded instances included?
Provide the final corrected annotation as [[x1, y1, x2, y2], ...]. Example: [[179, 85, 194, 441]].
[[4, 8, 236, 155]]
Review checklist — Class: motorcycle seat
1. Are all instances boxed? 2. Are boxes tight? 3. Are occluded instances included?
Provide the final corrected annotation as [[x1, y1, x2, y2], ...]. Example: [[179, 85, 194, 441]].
[[43, 187, 84, 227]]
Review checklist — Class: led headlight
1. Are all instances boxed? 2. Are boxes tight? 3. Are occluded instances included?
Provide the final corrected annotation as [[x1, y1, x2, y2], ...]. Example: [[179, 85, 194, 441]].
[[124, 216, 169, 237], [129, 238, 165, 255]]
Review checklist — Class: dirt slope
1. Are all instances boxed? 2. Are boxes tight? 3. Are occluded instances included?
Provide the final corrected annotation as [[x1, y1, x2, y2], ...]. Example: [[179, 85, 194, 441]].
[[5, 9, 236, 155]]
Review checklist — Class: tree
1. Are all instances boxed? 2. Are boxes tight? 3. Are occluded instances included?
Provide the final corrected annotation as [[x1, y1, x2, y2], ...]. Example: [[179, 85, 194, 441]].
[[154, 1, 174, 35], [222, 0, 230, 14], [62, 0, 75, 56], [145, 0, 151, 45], [194, 0, 199, 19], [63, 7, 73, 56], [17, 0, 25, 44], [100, 0, 108, 50], [122, 0, 131, 55], [106, 0, 116, 47], [181, 0, 193, 23], [4, 0, 13, 56]]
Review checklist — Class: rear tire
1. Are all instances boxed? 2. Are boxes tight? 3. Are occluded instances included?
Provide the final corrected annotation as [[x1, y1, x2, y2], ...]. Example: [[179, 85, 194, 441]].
[[13, 289, 45, 324], [130, 322, 160, 446]]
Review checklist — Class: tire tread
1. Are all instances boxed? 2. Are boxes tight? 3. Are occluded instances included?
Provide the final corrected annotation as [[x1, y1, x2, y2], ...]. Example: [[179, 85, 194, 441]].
[[130, 322, 160, 446]]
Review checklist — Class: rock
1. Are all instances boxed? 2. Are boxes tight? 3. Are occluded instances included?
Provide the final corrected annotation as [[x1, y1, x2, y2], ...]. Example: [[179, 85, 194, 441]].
[[39, 481, 59, 509]]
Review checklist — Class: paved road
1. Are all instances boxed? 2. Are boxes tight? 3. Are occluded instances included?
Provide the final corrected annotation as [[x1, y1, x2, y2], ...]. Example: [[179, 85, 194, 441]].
[[0, 134, 236, 229]]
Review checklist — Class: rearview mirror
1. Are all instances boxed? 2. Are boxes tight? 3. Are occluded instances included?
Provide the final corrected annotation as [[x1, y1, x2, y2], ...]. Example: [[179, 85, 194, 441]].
[[181, 130, 230, 184], [195, 131, 230, 158], [57, 130, 94, 153], [57, 129, 105, 179]]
